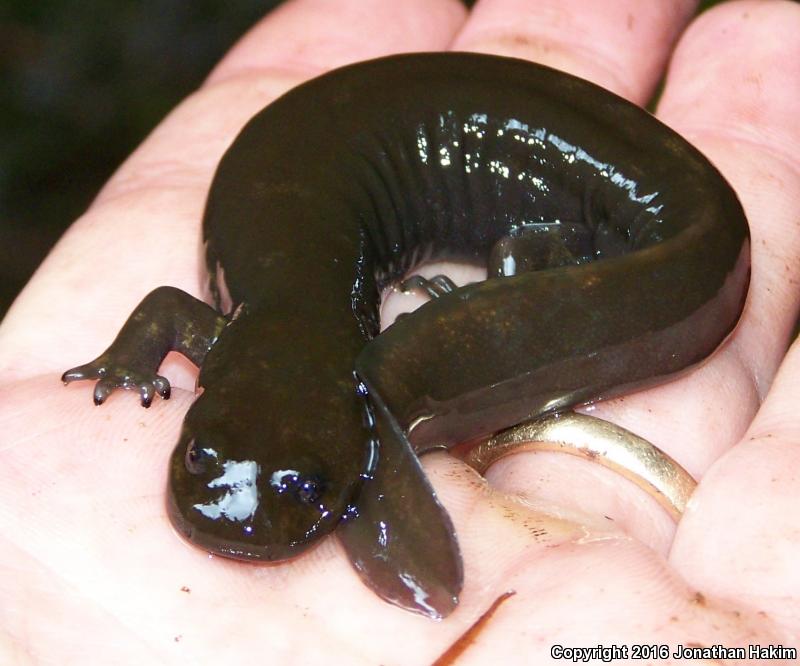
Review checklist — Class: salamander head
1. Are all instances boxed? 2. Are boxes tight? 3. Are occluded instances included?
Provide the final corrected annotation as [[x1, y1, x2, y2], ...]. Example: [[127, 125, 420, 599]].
[[166, 396, 365, 561]]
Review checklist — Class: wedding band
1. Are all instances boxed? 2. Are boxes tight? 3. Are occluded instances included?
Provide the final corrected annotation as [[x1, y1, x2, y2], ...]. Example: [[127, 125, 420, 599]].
[[464, 412, 697, 520]]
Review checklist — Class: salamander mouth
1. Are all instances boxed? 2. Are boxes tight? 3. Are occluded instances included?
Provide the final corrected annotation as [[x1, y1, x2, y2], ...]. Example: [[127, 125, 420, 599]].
[[165, 479, 334, 562], [167, 507, 307, 561]]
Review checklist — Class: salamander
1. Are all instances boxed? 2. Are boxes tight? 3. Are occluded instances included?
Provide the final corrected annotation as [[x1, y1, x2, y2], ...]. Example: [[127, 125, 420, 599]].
[[62, 52, 750, 619]]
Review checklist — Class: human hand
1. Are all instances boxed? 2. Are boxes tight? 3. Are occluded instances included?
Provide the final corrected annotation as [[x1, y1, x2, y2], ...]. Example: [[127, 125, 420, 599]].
[[1, 0, 799, 663]]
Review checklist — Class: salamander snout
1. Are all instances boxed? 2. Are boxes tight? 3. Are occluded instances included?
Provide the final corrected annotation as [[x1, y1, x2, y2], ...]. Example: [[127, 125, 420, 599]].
[[166, 429, 350, 562]]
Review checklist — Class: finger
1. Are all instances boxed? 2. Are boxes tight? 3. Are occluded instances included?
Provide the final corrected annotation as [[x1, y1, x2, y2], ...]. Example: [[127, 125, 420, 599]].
[[662, 0, 800, 633], [451, 0, 697, 102], [671, 337, 800, 635], [206, 0, 467, 85], [425, 456, 788, 661], [606, 0, 800, 470], [657, 0, 800, 390], [568, 0, 800, 532], [0, 0, 466, 384], [580, 1, 800, 477]]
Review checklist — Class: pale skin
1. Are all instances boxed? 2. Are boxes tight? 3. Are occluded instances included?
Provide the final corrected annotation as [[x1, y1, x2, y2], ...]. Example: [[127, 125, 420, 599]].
[[1, 0, 799, 663]]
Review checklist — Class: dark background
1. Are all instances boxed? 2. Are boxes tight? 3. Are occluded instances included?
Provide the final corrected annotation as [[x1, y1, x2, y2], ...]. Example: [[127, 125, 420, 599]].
[[1, 0, 278, 317], [0, 0, 730, 320]]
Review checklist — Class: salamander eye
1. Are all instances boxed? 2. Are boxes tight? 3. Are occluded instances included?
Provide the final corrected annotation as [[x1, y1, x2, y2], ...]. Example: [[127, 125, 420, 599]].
[[185, 440, 218, 474]]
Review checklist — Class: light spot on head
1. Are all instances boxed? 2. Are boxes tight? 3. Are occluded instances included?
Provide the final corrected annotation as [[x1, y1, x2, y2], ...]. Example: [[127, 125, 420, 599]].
[[193, 459, 260, 522]]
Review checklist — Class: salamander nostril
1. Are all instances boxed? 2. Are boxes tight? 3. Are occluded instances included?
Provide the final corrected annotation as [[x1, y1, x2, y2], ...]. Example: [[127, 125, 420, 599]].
[[297, 477, 322, 504]]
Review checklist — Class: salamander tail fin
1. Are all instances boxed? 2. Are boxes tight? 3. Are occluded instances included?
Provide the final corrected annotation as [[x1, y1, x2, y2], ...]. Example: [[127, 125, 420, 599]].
[[337, 390, 463, 620]]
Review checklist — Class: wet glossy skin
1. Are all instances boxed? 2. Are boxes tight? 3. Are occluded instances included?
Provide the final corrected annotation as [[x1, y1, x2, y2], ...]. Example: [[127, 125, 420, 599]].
[[63, 52, 750, 618]]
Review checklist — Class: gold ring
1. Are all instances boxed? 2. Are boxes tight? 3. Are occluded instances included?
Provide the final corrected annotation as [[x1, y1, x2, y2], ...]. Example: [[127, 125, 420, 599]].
[[464, 412, 697, 520]]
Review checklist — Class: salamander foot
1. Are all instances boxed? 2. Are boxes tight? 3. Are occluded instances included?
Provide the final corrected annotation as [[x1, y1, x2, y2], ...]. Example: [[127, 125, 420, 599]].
[[62, 358, 171, 408], [396, 274, 456, 299]]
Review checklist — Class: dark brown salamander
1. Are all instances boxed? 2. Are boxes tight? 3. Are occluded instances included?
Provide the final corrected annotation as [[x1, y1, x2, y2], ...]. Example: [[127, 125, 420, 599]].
[[62, 52, 750, 619]]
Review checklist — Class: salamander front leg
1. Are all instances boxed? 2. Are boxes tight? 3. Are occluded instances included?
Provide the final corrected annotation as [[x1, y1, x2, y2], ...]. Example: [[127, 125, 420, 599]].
[[62, 286, 227, 407]]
